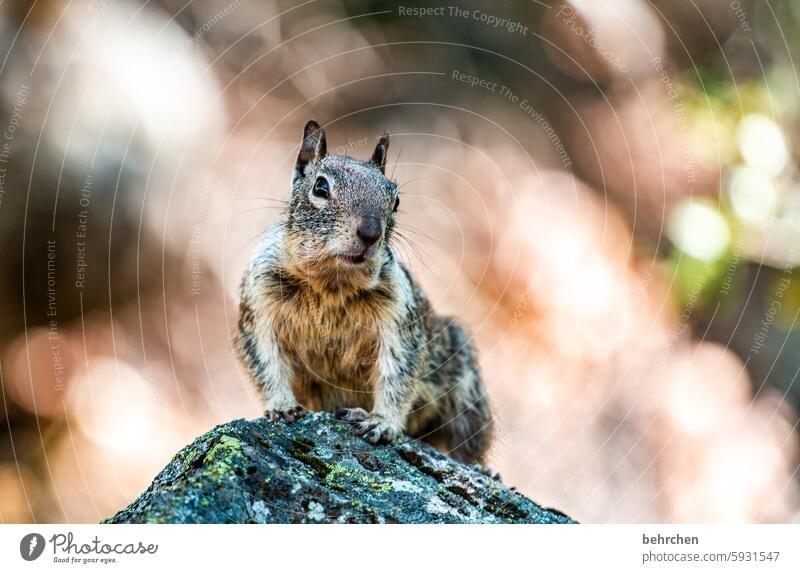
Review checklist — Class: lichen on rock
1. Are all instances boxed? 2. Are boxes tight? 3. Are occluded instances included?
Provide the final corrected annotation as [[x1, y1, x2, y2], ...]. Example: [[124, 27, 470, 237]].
[[105, 412, 575, 524]]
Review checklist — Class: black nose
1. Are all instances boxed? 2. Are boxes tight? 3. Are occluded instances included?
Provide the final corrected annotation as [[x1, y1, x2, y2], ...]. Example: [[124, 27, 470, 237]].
[[356, 217, 382, 247]]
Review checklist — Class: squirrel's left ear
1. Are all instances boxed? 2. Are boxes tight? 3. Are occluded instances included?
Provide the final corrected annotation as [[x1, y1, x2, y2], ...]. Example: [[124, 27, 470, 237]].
[[294, 120, 327, 183], [370, 131, 390, 174]]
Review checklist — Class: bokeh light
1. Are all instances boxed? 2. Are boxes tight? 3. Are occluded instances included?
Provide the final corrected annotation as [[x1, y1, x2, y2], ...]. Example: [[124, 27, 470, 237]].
[[1, 0, 800, 525]]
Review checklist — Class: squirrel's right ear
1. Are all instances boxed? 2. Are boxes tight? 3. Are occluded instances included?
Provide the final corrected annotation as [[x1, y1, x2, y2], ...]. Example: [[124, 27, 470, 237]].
[[294, 120, 327, 183], [370, 131, 390, 174]]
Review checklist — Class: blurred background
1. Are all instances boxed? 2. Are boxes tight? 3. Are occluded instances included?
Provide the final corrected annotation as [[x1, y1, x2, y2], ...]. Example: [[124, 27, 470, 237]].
[[1, 0, 800, 523]]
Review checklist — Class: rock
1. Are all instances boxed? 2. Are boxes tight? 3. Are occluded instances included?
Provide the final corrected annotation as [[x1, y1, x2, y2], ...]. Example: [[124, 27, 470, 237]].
[[105, 412, 575, 524]]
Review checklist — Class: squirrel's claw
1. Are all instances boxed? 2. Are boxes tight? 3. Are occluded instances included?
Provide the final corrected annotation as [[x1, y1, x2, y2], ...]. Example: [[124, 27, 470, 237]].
[[335, 408, 396, 443], [363, 425, 395, 445], [477, 465, 503, 482], [265, 404, 307, 423], [334, 407, 369, 423], [352, 415, 398, 445]]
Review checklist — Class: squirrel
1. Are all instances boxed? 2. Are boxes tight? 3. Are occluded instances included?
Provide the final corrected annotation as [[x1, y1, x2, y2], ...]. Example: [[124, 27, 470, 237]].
[[235, 120, 493, 464]]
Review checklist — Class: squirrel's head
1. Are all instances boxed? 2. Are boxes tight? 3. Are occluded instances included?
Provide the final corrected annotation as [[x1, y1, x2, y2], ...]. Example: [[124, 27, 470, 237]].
[[284, 120, 399, 288]]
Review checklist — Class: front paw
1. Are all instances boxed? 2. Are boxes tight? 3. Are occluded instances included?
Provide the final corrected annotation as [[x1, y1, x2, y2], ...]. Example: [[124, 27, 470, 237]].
[[334, 409, 400, 444], [334, 407, 369, 423], [265, 404, 306, 423], [351, 414, 399, 445]]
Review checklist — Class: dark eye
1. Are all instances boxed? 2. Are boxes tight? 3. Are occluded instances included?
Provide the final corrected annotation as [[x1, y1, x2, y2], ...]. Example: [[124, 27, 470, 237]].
[[392, 195, 399, 213], [313, 177, 330, 199]]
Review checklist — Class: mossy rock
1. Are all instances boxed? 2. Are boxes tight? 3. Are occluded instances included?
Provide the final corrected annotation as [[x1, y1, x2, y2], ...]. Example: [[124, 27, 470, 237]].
[[105, 413, 575, 524]]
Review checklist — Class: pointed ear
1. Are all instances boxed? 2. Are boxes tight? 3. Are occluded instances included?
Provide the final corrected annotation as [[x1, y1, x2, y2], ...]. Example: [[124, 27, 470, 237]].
[[370, 131, 390, 174], [294, 120, 327, 182]]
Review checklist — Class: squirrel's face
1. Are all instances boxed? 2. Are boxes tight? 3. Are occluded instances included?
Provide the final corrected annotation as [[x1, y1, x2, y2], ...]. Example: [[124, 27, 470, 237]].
[[285, 121, 399, 287]]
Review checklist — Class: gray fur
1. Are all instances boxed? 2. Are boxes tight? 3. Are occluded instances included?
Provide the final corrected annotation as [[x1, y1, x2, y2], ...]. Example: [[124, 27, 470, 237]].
[[235, 120, 493, 463]]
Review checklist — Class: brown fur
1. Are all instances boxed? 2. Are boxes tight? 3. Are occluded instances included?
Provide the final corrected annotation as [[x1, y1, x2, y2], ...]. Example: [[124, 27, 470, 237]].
[[235, 121, 493, 463]]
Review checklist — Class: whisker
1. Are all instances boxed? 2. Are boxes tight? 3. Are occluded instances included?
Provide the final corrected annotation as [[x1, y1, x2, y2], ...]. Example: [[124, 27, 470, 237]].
[[396, 176, 432, 192], [234, 196, 289, 204], [231, 205, 286, 218], [403, 233, 444, 269], [396, 223, 438, 243], [390, 232, 444, 277], [236, 220, 287, 256], [391, 140, 404, 180], [390, 239, 414, 269]]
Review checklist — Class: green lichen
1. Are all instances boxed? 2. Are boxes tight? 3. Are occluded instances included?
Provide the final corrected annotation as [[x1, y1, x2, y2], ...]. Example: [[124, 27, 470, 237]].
[[105, 414, 576, 524], [288, 448, 332, 478], [202, 435, 244, 478], [368, 480, 392, 493], [323, 462, 392, 493], [323, 463, 353, 488]]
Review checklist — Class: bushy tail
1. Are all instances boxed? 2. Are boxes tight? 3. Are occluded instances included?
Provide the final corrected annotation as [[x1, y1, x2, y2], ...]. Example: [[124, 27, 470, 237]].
[[444, 381, 493, 464]]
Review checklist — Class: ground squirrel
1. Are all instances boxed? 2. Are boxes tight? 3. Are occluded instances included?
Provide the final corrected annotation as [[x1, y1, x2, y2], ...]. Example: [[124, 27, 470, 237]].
[[235, 120, 493, 463]]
